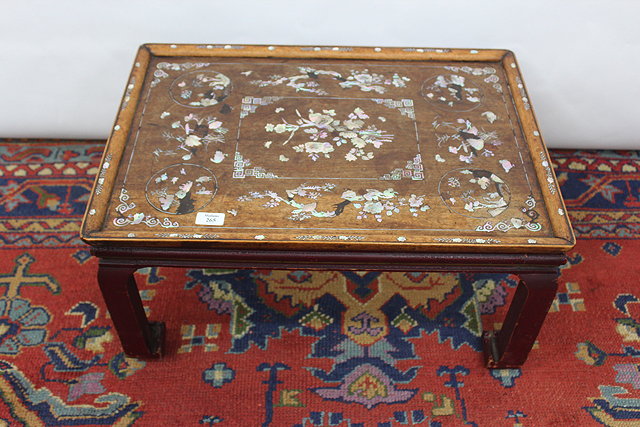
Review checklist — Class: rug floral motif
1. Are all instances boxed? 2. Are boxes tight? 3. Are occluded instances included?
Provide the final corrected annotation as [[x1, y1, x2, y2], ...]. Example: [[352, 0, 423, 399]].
[[0, 142, 639, 426]]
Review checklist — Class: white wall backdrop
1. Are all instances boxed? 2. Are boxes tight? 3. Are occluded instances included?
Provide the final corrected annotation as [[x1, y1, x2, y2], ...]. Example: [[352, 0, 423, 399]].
[[1, 0, 638, 148]]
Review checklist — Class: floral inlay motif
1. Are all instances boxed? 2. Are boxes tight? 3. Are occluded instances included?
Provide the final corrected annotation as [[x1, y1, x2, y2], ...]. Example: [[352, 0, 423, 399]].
[[109, 58, 554, 243], [421, 74, 482, 111], [433, 118, 503, 164], [238, 183, 337, 221], [249, 67, 409, 95], [264, 107, 393, 161], [145, 164, 217, 215], [342, 189, 430, 221], [113, 188, 179, 229], [239, 185, 429, 222], [157, 113, 228, 161], [439, 169, 510, 218], [169, 71, 232, 107]]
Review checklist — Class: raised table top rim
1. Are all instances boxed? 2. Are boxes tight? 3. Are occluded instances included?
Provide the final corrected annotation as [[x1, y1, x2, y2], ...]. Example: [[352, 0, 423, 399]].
[[80, 43, 576, 255]]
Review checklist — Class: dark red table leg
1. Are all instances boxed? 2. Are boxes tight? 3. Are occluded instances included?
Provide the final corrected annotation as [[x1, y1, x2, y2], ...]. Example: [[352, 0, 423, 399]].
[[482, 271, 559, 368], [97, 261, 165, 359]]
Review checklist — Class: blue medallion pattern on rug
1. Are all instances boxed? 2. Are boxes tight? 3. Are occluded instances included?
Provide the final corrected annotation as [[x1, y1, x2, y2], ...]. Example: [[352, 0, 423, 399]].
[[185, 268, 517, 409]]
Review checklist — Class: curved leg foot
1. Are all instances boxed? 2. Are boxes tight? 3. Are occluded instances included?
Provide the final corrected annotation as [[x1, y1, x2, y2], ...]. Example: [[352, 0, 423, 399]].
[[483, 271, 559, 369], [97, 261, 165, 359]]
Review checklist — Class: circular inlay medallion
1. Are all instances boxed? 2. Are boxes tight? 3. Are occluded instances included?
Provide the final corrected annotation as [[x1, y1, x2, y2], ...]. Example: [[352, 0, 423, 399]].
[[145, 163, 218, 215]]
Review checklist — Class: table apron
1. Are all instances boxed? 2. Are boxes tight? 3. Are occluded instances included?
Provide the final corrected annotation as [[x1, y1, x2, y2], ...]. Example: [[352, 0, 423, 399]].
[[91, 247, 565, 274]]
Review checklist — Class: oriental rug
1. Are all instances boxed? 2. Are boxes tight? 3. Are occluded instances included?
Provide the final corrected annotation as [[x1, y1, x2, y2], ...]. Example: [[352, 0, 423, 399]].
[[0, 140, 638, 426]]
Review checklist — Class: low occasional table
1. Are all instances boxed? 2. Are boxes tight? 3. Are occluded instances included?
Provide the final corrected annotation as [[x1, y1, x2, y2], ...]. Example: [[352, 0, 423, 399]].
[[81, 44, 575, 368]]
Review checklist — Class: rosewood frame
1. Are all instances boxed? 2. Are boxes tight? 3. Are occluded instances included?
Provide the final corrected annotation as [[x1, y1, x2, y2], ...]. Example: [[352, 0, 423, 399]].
[[92, 246, 565, 369]]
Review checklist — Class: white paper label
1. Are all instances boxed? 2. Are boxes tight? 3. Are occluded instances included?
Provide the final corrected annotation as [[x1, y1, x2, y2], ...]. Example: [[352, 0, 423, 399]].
[[195, 212, 225, 226]]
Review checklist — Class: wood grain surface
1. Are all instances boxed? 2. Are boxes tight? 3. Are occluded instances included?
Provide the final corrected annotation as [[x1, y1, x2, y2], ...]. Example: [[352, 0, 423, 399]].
[[81, 44, 575, 253]]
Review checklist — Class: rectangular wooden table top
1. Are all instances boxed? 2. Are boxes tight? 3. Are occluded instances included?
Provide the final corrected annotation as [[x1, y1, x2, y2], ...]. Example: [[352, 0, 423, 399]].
[[81, 44, 575, 254]]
